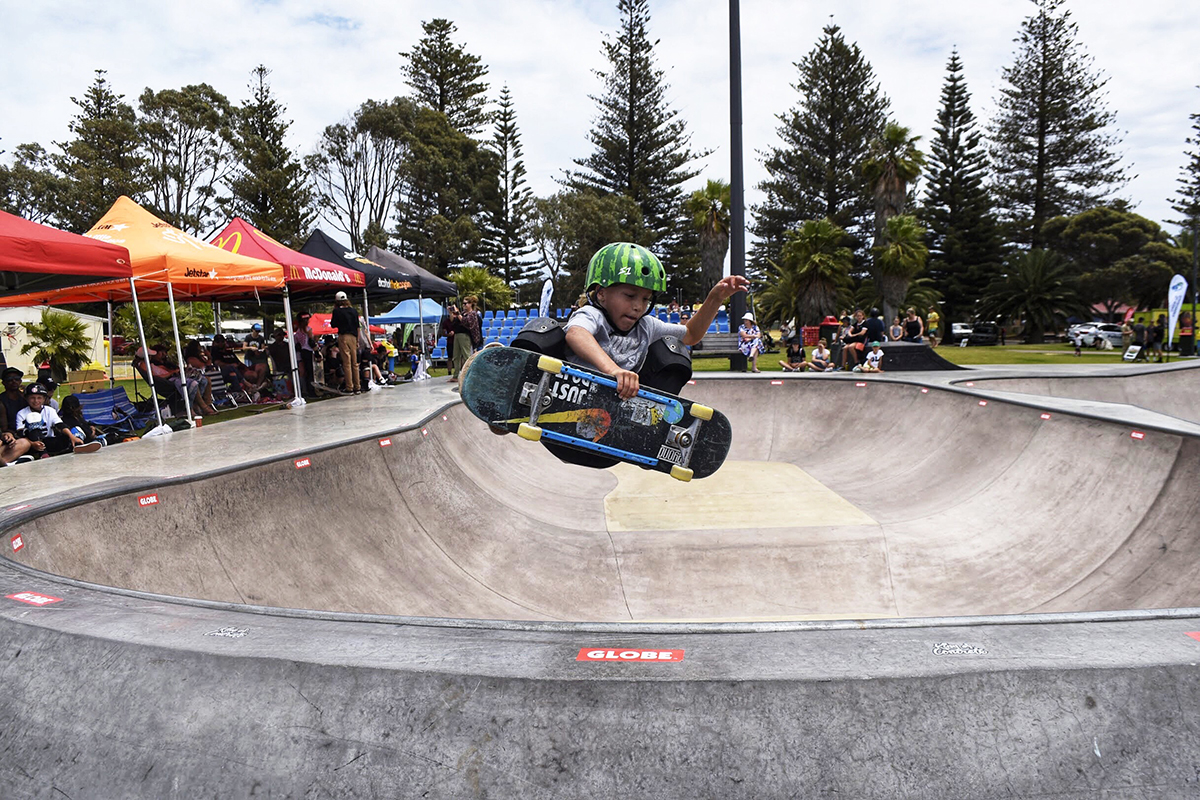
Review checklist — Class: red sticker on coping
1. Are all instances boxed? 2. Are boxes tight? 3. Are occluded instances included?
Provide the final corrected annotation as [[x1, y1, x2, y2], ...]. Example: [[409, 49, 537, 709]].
[[421, 428, 429, 436], [137, 493, 159, 507], [855, 382, 866, 387], [379, 438, 392, 447], [576, 648, 685, 663], [978, 400, 988, 406], [965, 382, 975, 387], [1040, 413, 1052, 420], [687, 380, 696, 385], [770, 380, 783, 385], [1131, 431, 1145, 440], [294, 457, 311, 469], [11, 535, 24, 553], [7, 592, 61, 606], [442, 414, 448, 421], [920, 388, 929, 394]]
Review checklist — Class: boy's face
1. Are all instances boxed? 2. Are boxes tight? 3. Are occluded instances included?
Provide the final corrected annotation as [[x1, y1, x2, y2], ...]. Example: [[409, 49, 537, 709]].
[[597, 284, 653, 332], [26, 393, 45, 411]]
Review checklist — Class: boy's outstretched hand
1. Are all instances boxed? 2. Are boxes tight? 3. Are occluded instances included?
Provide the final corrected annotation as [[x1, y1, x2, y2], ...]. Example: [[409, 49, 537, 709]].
[[708, 275, 750, 302]]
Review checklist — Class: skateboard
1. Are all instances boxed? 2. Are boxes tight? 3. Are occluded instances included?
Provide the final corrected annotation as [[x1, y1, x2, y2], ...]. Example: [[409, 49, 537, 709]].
[[459, 346, 731, 481]]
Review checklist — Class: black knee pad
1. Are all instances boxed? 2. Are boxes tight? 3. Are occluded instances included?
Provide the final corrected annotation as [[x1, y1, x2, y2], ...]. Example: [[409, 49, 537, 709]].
[[638, 335, 692, 395], [511, 317, 566, 358]]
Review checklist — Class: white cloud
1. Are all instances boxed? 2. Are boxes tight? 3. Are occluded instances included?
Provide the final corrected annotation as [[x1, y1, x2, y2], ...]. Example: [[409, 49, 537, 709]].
[[2, 0, 1199, 236]]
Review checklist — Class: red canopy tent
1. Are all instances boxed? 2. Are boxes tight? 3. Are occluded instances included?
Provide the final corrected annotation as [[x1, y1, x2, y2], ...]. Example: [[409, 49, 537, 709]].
[[210, 217, 366, 298], [0, 209, 132, 297]]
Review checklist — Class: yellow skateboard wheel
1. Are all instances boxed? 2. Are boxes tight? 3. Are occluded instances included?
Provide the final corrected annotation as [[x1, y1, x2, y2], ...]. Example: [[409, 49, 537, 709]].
[[690, 403, 713, 421], [517, 423, 543, 441], [670, 465, 694, 482], [537, 355, 564, 374]]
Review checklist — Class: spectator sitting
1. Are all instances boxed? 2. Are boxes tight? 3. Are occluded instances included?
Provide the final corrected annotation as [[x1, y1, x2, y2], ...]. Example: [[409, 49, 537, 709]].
[[210, 335, 245, 390], [267, 328, 293, 377], [0, 397, 32, 466], [738, 312, 765, 373], [243, 323, 266, 349], [859, 341, 885, 373], [840, 309, 868, 369], [810, 338, 834, 372], [59, 394, 107, 448], [779, 340, 808, 372], [16, 384, 99, 456], [183, 340, 219, 416], [0, 367, 29, 430]]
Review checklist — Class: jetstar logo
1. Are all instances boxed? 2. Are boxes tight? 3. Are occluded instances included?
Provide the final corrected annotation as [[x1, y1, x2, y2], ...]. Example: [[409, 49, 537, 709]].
[[184, 267, 218, 279], [576, 648, 685, 663]]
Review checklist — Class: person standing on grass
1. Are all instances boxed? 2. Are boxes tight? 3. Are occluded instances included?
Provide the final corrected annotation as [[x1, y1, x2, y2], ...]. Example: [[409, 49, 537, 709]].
[[331, 291, 362, 394]]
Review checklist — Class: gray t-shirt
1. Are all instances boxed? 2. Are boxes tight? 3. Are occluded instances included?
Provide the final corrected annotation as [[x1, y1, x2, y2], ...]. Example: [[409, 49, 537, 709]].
[[564, 305, 687, 371]]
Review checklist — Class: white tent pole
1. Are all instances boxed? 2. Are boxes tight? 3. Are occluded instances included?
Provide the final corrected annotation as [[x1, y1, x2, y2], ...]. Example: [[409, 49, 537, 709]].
[[361, 287, 372, 338], [129, 279, 164, 430], [282, 286, 304, 407], [418, 293, 425, 357], [166, 282, 194, 422], [107, 300, 114, 390]]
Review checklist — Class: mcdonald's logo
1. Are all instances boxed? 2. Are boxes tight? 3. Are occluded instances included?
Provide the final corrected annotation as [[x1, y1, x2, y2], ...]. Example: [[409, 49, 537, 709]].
[[213, 231, 243, 254]]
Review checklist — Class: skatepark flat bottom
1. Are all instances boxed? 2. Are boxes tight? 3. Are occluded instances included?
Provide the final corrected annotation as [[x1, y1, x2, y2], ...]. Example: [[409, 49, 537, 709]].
[[4, 366, 1200, 798]]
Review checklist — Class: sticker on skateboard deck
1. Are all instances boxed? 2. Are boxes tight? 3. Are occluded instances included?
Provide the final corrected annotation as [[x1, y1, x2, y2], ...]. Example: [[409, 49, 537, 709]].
[[460, 346, 731, 480]]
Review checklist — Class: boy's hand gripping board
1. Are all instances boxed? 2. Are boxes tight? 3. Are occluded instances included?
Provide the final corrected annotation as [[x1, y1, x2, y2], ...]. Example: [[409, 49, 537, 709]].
[[459, 346, 731, 481]]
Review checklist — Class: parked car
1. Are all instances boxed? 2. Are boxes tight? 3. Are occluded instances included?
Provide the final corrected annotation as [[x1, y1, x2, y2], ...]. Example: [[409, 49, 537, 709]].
[[1073, 323, 1124, 348], [949, 322, 973, 343], [968, 322, 1000, 346]]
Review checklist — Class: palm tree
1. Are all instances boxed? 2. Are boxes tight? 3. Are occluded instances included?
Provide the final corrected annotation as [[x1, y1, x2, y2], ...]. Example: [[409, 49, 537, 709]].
[[447, 265, 515, 311], [873, 214, 929, 322], [684, 180, 731, 288], [976, 249, 1087, 343], [863, 122, 926, 257], [757, 218, 854, 327], [20, 310, 94, 383]]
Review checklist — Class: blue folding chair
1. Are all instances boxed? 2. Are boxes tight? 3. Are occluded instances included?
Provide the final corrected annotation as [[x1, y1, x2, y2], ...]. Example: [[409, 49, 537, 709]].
[[77, 387, 158, 433]]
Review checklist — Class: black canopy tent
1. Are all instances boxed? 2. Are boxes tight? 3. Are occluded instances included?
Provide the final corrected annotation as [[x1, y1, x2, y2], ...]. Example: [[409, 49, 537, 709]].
[[363, 245, 457, 298]]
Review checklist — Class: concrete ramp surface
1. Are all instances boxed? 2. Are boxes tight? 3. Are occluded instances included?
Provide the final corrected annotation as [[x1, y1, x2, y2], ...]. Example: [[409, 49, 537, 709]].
[[11, 379, 1200, 621], [3, 371, 1200, 799]]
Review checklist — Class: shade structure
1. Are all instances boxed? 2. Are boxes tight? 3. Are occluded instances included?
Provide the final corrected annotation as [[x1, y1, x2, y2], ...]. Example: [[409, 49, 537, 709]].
[[0, 210, 132, 297], [0, 197, 285, 307], [210, 218, 366, 298], [305, 313, 385, 337], [373, 298, 445, 325], [362, 246, 457, 298], [301, 230, 440, 299]]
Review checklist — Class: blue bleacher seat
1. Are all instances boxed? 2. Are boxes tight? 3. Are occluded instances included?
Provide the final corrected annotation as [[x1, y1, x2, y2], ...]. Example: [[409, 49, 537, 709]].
[[483, 310, 494, 320], [708, 323, 719, 333], [657, 310, 668, 320], [670, 312, 680, 324], [506, 310, 517, 319], [516, 309, 528, 319], [431, 348, 444, 360], [716, 310, 728, 323], [437, 337, 447, 351], [501, 335, 514, 346], [718, 322, 730, 333]]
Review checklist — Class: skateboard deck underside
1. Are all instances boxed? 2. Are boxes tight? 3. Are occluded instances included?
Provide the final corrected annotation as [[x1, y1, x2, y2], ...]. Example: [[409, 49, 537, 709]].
[[460, 347, 731, 479]]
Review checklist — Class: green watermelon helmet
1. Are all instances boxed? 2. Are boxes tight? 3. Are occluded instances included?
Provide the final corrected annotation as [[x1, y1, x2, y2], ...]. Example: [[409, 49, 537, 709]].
[[585, 243, 667, 295]]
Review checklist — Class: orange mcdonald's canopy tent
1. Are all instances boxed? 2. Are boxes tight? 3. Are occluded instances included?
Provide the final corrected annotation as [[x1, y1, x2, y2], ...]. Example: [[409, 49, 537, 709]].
[[0, 197, 285, 306], [210, 217, 365, 297], [0, 210, 133, 297]]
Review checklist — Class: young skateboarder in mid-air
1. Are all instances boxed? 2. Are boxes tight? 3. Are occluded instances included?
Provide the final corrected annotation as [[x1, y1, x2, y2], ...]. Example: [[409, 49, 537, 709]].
[[494, 242, 748, 467]]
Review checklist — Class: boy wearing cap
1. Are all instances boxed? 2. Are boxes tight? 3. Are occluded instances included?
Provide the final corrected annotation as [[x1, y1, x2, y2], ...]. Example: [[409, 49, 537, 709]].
[[15, 384, 99, 456], [330, 291, 361, 394], [861, 341, 885, 373]]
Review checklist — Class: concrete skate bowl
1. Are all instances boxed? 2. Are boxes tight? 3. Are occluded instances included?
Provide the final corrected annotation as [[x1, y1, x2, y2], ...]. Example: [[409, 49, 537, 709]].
[[5, 377, 1200, 798], [955, 361, 1200, 424]]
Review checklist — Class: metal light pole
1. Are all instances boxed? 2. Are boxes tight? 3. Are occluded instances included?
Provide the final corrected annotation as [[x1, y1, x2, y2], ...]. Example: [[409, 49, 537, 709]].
[[729, 0, 748, 372]]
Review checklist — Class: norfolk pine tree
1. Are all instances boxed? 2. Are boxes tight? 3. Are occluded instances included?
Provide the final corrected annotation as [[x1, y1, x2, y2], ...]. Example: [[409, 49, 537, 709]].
[[224, 66, 315, 248], [53, 70, 146, 233], [921, 50, 1003, 324], [751, 25, 889, 271], [989, 0, 1128, 249], [1172, 98, 1200, 248], [486, 85, 538, 288], [400, 18, 491, 137], [568, 0, 707, 266]]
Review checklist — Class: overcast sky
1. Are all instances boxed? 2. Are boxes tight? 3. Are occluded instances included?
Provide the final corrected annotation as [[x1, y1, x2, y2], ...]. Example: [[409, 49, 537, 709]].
[[3, 0, 1199, 240]]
